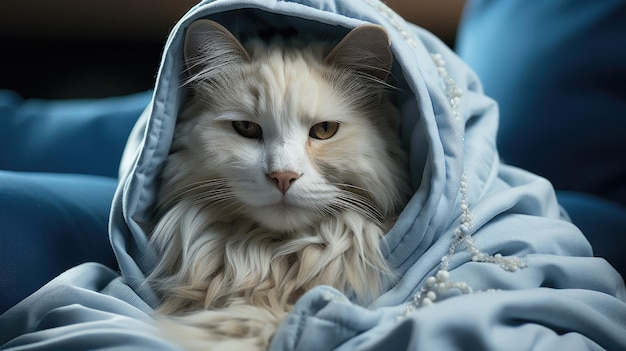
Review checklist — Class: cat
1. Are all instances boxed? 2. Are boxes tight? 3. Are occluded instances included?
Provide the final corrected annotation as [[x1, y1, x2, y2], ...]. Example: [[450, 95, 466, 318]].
[[147, 19, 411, 350]]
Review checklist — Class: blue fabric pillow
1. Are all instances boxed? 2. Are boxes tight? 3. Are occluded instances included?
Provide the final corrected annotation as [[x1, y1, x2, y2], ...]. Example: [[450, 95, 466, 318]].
[[456, 0, 626, 277], [557, 191, 626, 269], [0, 90, 149, 313], [0, 171, 118, 313], [0, 90, 150, 178], [456, 0, 626, 206]]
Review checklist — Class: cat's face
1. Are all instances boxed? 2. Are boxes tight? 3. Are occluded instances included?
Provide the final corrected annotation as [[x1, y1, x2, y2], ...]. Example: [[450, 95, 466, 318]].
[[159, 20, 409, 232]]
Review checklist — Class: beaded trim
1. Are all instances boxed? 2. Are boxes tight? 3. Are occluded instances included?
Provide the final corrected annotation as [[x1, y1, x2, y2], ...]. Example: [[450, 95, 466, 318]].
[[362, 0, 418, 48], [397, 54, 527, 320], [431, 54, 463, 123], [356, 0, 526, 319]]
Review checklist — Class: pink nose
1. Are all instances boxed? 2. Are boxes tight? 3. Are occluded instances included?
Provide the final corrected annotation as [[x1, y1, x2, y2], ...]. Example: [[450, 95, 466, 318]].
[[269, 171, 300, 194]]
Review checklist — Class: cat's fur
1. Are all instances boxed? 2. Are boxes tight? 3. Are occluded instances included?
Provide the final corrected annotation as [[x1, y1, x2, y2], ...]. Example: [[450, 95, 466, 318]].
[[148, 19, 410, 350]]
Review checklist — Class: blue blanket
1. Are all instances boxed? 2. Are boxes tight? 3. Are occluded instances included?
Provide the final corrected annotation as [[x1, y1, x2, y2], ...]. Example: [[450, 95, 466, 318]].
[[2, 1, 625, 350]]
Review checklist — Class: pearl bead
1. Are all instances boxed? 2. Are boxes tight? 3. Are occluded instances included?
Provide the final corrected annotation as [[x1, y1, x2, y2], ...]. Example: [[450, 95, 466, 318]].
[[436, 270, 450, 282], [425, 276, 437, 287], [459, 224, 470, 235]]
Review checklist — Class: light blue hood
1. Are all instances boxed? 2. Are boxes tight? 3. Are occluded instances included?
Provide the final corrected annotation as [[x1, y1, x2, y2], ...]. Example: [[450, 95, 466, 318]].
[[2, 1, 626, 350]]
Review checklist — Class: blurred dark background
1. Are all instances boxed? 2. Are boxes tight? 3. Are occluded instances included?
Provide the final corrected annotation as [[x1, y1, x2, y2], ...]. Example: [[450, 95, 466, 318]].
[[0, 1, 194, 99], [0, 1, 465, 99]]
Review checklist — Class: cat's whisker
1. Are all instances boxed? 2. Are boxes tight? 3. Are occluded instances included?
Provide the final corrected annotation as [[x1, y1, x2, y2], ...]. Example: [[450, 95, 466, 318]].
[[333, 182, 377, 196], [162, 178, 229, 199], [341, 196, 382, 218], [311, 200, 338, 217], [190, 189, 237, 206], [160, 179, 232, 211], [331, 191, 385, 227], [196, 197, 238, 211], [355, 70, 396, 91], [182, 60, 240, 88], [293, 183, 384, 225]]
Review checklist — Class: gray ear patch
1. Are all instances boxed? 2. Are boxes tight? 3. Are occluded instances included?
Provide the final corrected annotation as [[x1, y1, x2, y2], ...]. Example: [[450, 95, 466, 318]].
[[324, 24, 392, 81], [184, 19, 251, 78]]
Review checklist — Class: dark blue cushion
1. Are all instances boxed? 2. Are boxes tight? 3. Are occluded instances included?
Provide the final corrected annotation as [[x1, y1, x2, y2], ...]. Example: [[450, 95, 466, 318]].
[[456, 0, 626, 206], [0, 171, 118, 313], [0, 90, 149, 313], [0, 90, 149, 178], [557, 191, 626, 274], [457, 0, 626, 277]]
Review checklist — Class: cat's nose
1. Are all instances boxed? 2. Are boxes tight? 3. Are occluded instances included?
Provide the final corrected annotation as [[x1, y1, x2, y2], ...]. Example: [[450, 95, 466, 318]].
[[269, 171, 300, 194]]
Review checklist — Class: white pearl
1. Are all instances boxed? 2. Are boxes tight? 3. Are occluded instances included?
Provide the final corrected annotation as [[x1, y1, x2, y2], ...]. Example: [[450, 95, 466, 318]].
[[436, 270, 450, 282], [459, 224, 470, 235], [425, 276, 437, 287]]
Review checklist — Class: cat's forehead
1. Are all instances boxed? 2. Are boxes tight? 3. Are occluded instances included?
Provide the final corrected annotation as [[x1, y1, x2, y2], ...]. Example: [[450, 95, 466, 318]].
[[242, 52, 355, 125]]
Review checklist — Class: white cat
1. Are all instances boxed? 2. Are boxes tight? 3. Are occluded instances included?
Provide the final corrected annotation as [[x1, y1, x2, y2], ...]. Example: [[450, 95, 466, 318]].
[[148, 19, 411, 350]]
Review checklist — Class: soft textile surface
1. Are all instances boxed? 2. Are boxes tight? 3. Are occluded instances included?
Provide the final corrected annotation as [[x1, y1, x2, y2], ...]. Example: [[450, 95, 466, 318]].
[[456, 0, 626, 207], [0, 91, 150, 313], [0, 90, 150, 178], [2, 1, 626, 350], [0, 171, 118, 313], [455, 0, 626, 276]]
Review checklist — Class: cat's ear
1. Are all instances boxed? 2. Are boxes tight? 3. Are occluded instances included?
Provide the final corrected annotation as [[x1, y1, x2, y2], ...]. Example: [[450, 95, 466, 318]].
[[184, 19, 250, 77], [325, 25, 393, 81]]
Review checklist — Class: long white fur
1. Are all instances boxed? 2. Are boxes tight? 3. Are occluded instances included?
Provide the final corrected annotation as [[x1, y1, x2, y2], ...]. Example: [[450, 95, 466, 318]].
[[148, 20, 411, 350]]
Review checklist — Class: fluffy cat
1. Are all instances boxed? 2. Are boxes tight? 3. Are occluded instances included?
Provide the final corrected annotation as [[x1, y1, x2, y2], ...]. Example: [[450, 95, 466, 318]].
[[148, 19, 411, 350]]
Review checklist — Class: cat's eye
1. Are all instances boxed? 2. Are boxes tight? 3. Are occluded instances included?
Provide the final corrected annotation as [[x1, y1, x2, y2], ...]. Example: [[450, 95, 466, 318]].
[[309, 121, 339, 140], [232, 121, 262, 139]]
